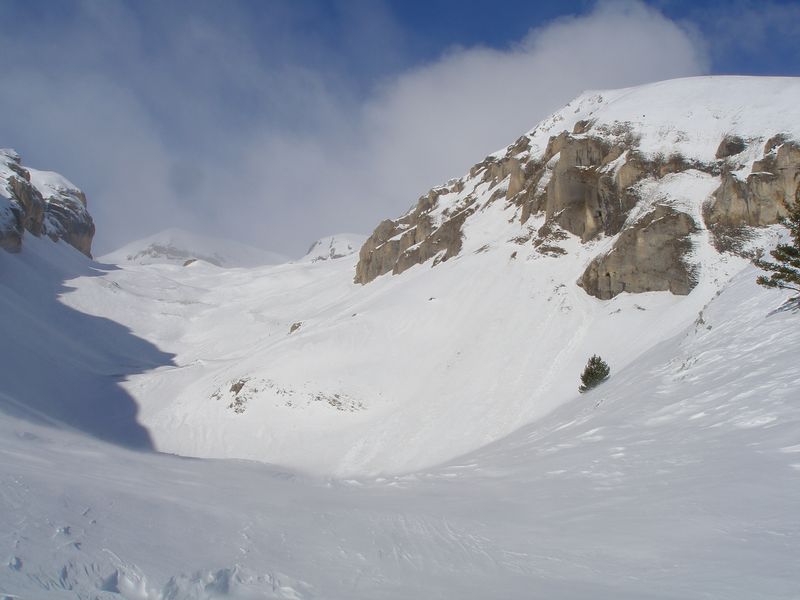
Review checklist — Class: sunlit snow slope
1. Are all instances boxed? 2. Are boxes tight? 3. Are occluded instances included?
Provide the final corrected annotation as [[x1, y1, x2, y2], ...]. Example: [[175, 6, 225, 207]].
[[54, 76, 800, 476], [1, 74, 800, 600], [1, 245, 798, 598]]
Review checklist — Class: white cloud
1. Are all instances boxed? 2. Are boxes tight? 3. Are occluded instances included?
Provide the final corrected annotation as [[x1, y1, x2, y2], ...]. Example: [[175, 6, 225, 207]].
[[0, 1, 708, 256], [220, 0, 707, 253]]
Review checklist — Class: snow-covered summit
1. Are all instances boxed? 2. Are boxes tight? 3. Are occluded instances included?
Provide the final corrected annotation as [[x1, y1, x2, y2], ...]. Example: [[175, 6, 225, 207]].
[[101, 227, 287, 268], [356, 76, 800, 297], [27, 167, 80, 197], [521, 75, 800, 162], [302, 233, 366, 262]]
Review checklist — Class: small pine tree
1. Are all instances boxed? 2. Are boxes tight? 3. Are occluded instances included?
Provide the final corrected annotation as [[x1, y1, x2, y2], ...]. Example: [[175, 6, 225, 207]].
[[755, 200, 800, 298], [579, 354, 610, 393]]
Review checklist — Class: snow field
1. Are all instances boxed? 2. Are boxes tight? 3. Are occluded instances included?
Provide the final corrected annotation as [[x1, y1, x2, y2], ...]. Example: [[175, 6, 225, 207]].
[[2, 76, 800, 597]]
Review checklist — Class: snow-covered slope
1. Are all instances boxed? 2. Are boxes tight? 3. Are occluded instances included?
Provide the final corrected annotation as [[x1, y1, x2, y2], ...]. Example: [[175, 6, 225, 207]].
[[101, 228, 287, 268], [1, 254, 798, 599], [49, 76, 798, 476], [2, 74, 800, 599], [0, 235, 172, 448]]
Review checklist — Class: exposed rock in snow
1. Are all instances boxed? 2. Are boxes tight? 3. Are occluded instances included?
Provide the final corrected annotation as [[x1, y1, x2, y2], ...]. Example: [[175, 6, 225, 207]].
[[302, 234, 366, 262], [355, 77, 800, 297], [0, 149, 94, 256], [579, 205, 698, 298], [0, 191, 24, 252], [705, 135, 800, 250], [1, 149, 41, 251], [354, 186, 466, 284], [715, 134, 747, 159], [28, 167, 95, 257]]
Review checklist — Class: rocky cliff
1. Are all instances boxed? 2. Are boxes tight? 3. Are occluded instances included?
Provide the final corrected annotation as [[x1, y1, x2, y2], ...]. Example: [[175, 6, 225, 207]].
[[355, 77, 800, 300], [0, 149, 95, 256]]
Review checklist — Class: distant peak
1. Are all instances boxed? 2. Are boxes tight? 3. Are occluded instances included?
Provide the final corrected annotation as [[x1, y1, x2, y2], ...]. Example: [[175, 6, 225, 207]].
[[303, 234, 367, 262], [101, 228, 287, 268]]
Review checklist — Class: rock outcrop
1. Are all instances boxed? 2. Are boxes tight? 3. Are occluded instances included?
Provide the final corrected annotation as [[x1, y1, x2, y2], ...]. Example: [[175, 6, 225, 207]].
[[704, 137, 800, 250], [354, 79, 800, 300], [36, 178, 95, 257], [578, 207, 698, 299], [0, 193, 24, 253], [0, 149, 94, 256], [354, 187, 468, 283], [355, 127, 713, 292], [715, 135, 747, 160], [541, 134, 628, 241]]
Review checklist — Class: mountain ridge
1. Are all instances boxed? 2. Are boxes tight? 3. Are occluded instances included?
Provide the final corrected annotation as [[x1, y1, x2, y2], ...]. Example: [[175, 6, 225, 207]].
[[354, 76, 800, 302]]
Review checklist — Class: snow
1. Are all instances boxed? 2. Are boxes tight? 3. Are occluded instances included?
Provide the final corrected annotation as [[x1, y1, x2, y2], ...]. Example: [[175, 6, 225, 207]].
[[27, 168, 81, 197], [0, 152, 22, 203], [301, 233, 367, 262], [1, 76, 799, 598], [36, 76, 798, 477], [520, 76, 800, 163], [45, 193, 776, 478], [0, 235, 170, 448], [54, 241, 707, 474], [101, 228, 288, 268], [0, 244, 798, 598]]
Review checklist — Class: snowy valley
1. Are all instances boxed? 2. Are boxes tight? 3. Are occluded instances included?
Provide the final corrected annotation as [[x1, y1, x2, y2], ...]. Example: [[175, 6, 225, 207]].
[[1, 76, 799, 599]]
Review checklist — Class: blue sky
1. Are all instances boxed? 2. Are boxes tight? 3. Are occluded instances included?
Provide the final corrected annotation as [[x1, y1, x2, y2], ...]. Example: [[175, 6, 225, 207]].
[[389, 0, 800, 75], [1, 0, 798, 255]]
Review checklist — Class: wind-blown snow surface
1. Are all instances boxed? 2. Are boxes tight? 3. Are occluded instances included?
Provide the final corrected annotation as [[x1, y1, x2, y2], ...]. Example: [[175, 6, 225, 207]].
[[1, 245, 798, 598]]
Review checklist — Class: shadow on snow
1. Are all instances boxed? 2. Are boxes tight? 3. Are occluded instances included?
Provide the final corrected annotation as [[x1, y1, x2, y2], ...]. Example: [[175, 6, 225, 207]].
[[0, 240, 175, 449]]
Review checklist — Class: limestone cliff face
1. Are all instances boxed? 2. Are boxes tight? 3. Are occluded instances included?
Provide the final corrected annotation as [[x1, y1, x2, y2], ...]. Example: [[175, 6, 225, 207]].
[[36, 180, 95, 257], [0, 149, 94, 256], [704, 136, 800, 250], [354, 188, 467, 283], [354, 126, 717, 293], [578, 207, 698, 299], [354, 80, 800, 300]]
